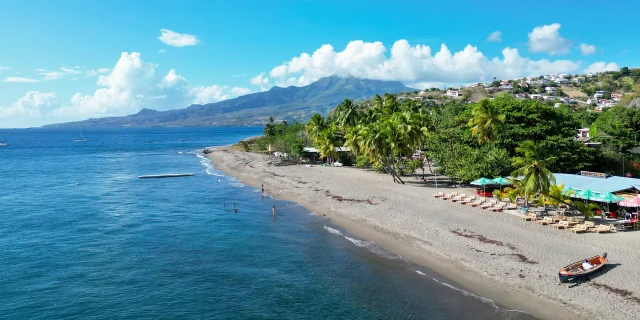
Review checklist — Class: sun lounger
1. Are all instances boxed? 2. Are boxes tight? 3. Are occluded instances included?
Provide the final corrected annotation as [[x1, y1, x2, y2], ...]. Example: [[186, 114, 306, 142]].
[[567, 224, 588, 233], [551, 221, 570, 229], [489, 204, 504, 212], [505, 203, 518, 210], [467, 199, 484, 207], [442, 192, 455, 200], [584, 221, 596, 230], [479, 200, 497, 209], [535, 217, 553, 225], [592, 225, 612, 233], [431, 192, 445, 198], [450, 194, 466, 202], [459, 196, 476, 204], [520, 212, 538, 221]]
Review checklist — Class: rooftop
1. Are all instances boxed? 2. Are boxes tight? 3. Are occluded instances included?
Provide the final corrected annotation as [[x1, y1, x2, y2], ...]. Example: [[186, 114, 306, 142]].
[[554, 173, 640, 194]]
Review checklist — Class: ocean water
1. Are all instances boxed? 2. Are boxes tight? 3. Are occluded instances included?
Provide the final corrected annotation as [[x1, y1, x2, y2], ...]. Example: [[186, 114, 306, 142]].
[[0, 127, 536, 320]]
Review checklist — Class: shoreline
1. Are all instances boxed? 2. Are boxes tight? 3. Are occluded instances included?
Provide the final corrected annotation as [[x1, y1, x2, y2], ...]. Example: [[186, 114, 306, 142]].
[[205, 146, 640, 320]]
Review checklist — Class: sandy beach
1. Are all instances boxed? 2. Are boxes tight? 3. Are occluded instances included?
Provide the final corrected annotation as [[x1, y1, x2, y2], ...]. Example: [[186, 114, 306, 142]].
[[207, 146, 640, 320]]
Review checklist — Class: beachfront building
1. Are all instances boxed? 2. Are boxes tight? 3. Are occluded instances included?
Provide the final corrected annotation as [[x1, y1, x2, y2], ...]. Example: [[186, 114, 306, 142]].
[[554, 172, 640, 200]]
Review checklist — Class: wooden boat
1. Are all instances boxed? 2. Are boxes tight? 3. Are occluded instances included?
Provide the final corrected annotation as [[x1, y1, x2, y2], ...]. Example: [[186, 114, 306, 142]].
[[558, 253, 608, 283]]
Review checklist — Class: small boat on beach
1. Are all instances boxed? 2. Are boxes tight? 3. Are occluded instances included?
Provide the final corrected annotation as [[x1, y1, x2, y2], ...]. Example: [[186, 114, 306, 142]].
[[558, 253, 608, 283]]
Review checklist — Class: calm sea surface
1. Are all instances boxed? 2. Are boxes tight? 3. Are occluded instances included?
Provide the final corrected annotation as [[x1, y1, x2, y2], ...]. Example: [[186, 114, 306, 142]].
[[0, 127, 536, 319]]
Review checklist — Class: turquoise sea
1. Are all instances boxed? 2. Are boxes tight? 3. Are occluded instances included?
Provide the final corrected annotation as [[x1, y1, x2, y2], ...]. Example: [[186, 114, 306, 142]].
[[0, 127, 536, 319]]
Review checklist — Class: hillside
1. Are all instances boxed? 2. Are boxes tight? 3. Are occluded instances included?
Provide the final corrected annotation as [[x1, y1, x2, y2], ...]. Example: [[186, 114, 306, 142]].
[[44, 76, 413, 128]]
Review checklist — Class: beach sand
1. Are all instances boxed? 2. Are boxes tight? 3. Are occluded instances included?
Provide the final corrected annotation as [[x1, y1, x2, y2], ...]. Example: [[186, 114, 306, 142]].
[[207, 146, 640, 320]]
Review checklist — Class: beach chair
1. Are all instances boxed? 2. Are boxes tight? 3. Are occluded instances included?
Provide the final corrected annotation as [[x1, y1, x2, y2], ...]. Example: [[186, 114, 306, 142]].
[[592, 225, 613, 233], [442, 192, 456, 200], [479, 200, 497, 209], [467, 199, 484, 207], [450, 194, 466, 202], [584, 221, 596, 231], [505, 203, 518, 210], [489, 204, 504, 212], [520, 212, 538, 221], [551, 221, 570, 229], [535, 217, 553, 225], [459, 196, 476, 205], [567, 224, 588, 233], [431, 192, 445, 198]]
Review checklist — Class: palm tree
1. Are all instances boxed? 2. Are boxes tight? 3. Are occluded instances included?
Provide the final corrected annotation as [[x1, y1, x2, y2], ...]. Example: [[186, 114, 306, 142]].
[[545, 184, 574, 207], [468, 99, 505, 144], [335, 99, 360, 130], [268, 116, 274, 124], [263, 123, 275, 137], [511, 140, 556, 206], [306, 114, 326, 143]]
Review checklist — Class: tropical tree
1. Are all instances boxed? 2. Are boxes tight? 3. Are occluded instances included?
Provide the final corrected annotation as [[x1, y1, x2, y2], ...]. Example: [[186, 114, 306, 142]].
[[544, 184, 574, 207], [335, 99, 360, 130], [306, 114, 327, 142], [468, 99, 505, 144], [574, 202, 600, 220], [511, 140, 556, 205]]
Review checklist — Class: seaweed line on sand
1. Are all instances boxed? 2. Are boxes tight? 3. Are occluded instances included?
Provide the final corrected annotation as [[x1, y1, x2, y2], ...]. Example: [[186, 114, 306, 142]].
[[451, 229, 518, 251], [590, 282, 640, 304], [326, 192, 378, 205]]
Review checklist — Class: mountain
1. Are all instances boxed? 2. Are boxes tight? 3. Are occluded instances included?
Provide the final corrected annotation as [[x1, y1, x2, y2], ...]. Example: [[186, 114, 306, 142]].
[[43, 76, 414, 127]]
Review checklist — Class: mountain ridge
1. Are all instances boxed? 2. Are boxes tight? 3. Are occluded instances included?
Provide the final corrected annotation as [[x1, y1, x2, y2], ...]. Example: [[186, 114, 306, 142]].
[[43, 76, 413, 128]]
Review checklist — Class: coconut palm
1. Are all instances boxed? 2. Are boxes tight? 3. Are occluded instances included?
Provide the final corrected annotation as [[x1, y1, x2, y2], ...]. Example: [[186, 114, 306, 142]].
[[468, 99, 505, 144], [511, 140, 556, 205], [306, 113, 327, 143], [335, 99, 360, 130], [545, 184, 574, 207]]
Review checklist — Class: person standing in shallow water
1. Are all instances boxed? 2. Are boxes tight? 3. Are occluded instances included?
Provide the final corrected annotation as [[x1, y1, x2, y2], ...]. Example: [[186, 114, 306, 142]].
[[261, 183, 264, 193], [272, 205, 276, 217]]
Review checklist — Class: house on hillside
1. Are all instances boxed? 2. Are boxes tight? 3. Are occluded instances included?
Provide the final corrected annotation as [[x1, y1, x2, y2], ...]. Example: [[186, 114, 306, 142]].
[[514, 93, 527, 99], [446, 89, 461, 97], [576, 128, 590, 141], [573, 76, 586, 84], [545, 86, 556, 94], [587, 98, 597, 104], [611, 92, 623, 101], [499, 84, 513, 90], [594, 91, 605, 99], [530, 94, 543, 100]]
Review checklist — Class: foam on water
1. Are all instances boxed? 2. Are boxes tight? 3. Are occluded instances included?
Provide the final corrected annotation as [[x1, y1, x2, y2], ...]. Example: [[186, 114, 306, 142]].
[[323, 225, 343, 236], [324, 225, 404, 261]]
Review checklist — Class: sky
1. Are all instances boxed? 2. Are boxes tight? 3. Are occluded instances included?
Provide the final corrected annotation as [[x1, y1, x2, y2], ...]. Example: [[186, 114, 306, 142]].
[[0, 0, 638, 127]]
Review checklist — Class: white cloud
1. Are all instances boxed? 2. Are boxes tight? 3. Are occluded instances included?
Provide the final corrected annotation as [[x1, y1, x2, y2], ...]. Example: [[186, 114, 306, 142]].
[[0, 91, 57, 127], [231, 87, 251, 96], [160, 69, 188, 88], [4, 77, 40, 83], [584, 62, 619, 74], [254, 39, 586, 89], [487, 31, 502, 42], [527, 23, 572, 55], [158, 29, 200, 47], [579, 43, 597, 55], [50, 53, 249, 122], [250, 73, 270, 91], [0, 66, 8, 73], [86, 68, 111, 77], [158, 49, 166, 53]]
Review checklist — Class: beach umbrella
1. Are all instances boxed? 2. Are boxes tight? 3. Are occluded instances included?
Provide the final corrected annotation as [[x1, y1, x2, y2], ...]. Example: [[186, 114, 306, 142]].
[[471, 177, 492, 193], [619, 195, 640, 208], [490, 177, 512, 192], [593, 193, 624, 212], [576, 189, 594, 201]]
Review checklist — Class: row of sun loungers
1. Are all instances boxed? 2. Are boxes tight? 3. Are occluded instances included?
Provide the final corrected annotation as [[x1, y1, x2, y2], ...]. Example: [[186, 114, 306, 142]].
[[432, 192, 517, 212], [519, 212, 612, 233]]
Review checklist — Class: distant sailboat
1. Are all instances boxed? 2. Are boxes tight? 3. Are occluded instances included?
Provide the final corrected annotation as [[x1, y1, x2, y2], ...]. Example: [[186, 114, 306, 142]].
[[73, 127, 87, 143], [0, 130, 9, 147]]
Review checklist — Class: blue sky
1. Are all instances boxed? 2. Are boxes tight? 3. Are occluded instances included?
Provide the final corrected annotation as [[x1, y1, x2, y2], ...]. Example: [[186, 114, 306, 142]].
[[0, 0, 637, 127]]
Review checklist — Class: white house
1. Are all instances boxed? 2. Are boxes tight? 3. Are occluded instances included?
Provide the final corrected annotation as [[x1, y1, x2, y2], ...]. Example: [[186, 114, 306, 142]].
[[499, 84, 513, 90], [530, 94, 543, 100], [514, 93, 527, 99], [594, 91, 604, 99], [545, 86, 556, 93], [446, 89, 461, 97], [586, 98, 597, 104], [576, 128, 590, 140], [611, 92, 623, 101], [573, 77, 586, 84]]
